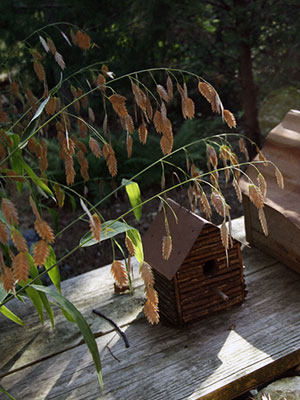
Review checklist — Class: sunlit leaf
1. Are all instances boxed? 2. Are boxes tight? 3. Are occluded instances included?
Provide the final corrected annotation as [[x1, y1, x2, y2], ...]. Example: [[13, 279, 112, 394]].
[[80, 220, 134, 247], [122, 179, 142, 221], [127, 228, 144, 263], [44, 246, 61, 293], [0, 305, 24, 326]]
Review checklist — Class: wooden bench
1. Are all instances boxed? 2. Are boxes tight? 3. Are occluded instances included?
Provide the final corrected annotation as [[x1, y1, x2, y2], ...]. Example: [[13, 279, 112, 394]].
[[1, 216, 300, 400]]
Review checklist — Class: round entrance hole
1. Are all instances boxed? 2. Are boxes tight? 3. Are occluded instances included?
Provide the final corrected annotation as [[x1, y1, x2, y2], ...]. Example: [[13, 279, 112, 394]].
[[203, 259, 219, 276]]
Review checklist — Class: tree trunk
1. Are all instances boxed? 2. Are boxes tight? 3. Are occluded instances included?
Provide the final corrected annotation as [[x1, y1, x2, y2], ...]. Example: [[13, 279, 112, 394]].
[[239, 43, 261, 159]]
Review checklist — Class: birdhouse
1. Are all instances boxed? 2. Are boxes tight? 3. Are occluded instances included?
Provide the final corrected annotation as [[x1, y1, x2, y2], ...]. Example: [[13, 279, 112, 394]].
[[240, 109, 300, 274], [143, 199, 246, 325]]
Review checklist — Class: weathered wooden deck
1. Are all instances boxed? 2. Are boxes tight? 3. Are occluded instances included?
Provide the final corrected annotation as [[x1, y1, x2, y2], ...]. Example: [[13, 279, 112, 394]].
[[1, 216, 300, 400]]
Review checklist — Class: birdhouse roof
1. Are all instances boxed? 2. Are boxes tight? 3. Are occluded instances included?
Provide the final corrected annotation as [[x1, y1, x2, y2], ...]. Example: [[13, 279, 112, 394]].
[[143, 199, 220, 280], [240, 109, 300, 230]]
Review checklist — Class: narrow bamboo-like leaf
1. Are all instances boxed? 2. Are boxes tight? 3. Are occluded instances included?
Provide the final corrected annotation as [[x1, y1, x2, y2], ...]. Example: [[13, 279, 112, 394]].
[[122, 179, 142, 221], [49, 72, 63, 96], [25, 286, 44, 325], [28, 254, 55, 330], [0, 383, 17, 400], [127, 228, 144, 263], [80, 220, 134, 247], [67, 192, 76, 213], [30, 96, 50, 123], [44, 246, 61, 293], [0, 305, 24, 326], [22, 160, 54, 198], [20, 120, 38, 148], [31, 285, 103, 390]]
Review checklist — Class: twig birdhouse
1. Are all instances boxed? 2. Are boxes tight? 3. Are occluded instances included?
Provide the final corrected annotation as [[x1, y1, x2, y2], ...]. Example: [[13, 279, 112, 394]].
[[240, 109, 300, 274], [143, 199, 246, 325]]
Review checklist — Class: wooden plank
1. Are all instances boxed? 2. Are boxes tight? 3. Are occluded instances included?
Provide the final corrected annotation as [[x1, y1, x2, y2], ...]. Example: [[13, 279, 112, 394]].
[[0, 259, 144, 377], [1, 258, 300, 400]]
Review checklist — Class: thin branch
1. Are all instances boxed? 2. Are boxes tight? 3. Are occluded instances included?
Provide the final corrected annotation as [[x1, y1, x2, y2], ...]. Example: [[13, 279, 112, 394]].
[[93, 309, 130, 348]]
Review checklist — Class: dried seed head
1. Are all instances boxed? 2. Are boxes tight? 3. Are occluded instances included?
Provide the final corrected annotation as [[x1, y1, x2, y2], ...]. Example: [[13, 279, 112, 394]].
[[89, 137, 101, 158], [2, 198, 19, 225], [47, 38, 56, 54], [11, 228, 28, 252], [232, 178, 242, 203], [125, 236, 135, 256], [138, 122, 148, 144], [33, 61, 46, 82], [220, 222, 229, 250], [75, 30, 91, 50], [257, 173, 267, 199], [166, 76, 173, 100], [103, 143, 117, 177], [275, 167, 284, 190], [248, 184, 264, 209], [88, 107, 95, 123], [54, 184, 65, 208], [97, 74, 106, 91], [145, 286, 159, 306], [160, 134, 173, 155], [258, 150, 268, 166], [200, 192, 212, 220], [185, 98, 195, 119], [34, 218, 55, 244], [211, 191, 230, 217], [223, 109, 236, 128], [110, 260, 128, 288], [127, 133, 133, 158], [258, 207, 268, 236], [13, 252, 30, 283], [198, 81, 215, 103], [162, 234, 172, 260], [109, 94, 128, 117], [144, 299, 159, 324], [210, 170, 219, 188], [140, 262, 154, 287], [156, 85, 169, 103], [153, 111, 163, 134], [131, 82, 147, 112], [239, 138, 246, 153], [1, 266, 15, 293], [0, 222, 9, 244], [65, 155, 76, 185], [33, 240, 50, 267], [89, 213, 101, 243], [207, 145, 218, 168]]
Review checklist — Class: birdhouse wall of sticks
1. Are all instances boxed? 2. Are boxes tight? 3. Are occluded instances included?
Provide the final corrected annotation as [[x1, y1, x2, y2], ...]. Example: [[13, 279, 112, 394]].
[[143, 199, 246, 325]]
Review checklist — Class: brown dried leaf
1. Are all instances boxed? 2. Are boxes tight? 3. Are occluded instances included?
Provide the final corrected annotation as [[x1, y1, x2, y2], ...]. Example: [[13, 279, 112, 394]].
[[258, 207, 268, 236], [33, 240, 50, 267], [2, 198, 19, 225], [11, 228, 28, 252], [162, 234, 172, 260], [13, 252, 30, 282], [140, 262, 154, 287], [111, 260, 128, 287], [89, 137, 101, 158], [144, 299, 159, 324], [34, 218, 55, 243], [223, 109, 236, 128], [1, 266, 15, 292]]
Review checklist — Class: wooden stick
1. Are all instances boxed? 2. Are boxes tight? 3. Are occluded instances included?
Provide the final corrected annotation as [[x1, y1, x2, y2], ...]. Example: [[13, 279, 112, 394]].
[[93, 309, 130, 348]]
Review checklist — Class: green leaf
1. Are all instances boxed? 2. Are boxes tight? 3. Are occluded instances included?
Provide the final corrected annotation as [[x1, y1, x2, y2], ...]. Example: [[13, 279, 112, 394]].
[[30, 96, 50, 123], [28, 255, 55, 330], [67, 192, 76, 213], [44, 246, 61, 293], [0, 383, 17, 400], [80, 220, 135, 247], [31, 285, 103, 390], [127, 228, 144, 263], [25, 286, 44, 325], [49, 72, 63, 97], [122, 179, 142, 221], [0, 305, 24, 326], [21, 160, 54, 198]]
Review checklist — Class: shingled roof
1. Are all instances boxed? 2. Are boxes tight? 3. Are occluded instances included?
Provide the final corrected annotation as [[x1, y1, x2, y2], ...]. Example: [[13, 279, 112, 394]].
[[143, 199, 218, 280]]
